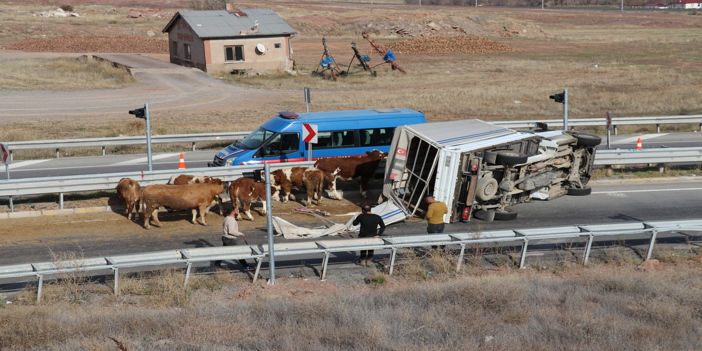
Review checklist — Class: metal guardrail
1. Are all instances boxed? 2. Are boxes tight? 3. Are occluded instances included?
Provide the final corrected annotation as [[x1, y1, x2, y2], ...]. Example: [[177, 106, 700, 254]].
[[492, 114, 702, 133], [594, 147, 702, 165], [1, 148, 700, 202], [0, 162, 315, 198], [4, 132, 249, 160], [4, 115, 702, 160], [2, 219, 701, 302]]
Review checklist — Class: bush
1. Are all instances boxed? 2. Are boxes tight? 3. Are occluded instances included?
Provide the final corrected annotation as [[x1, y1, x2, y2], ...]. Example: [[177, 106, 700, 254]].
[[59, 5, 73, 12]]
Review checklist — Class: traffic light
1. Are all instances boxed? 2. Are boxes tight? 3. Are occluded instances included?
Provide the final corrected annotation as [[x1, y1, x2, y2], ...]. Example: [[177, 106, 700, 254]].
[[253, 169, 264, 183], [129, 107, 145, 118], [549, 92, 565, 104]]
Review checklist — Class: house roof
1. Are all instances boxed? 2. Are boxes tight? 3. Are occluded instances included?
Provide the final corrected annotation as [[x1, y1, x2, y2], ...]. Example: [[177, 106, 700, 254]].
[[162, 9, 296, 38]]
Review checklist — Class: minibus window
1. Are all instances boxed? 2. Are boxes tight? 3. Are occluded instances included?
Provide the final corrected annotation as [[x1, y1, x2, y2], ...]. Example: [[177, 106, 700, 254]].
[[259, 133, 299, 157], [240, 127, 275, 149], [306, 130, 357, 149], [361, 128, 395, 147]]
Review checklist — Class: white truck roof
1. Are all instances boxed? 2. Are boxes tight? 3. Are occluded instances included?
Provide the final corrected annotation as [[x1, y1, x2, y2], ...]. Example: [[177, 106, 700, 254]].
[[400, 119, 527, 149]]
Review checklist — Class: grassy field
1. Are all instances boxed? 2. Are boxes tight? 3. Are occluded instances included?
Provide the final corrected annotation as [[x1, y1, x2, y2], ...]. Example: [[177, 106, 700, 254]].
[[2, 248, 702, 349], [1, 1, 701, 146], [2, 3, 702, 349]]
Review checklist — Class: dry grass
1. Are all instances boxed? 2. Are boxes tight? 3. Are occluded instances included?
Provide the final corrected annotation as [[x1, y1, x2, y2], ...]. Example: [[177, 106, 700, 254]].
[[0, 56, 135, 91], [3, 255, 702, 350], [0, 3, 700, 147]]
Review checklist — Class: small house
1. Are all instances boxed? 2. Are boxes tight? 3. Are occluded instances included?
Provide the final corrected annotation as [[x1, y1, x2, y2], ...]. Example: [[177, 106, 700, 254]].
[[162, 6, 296, 74]]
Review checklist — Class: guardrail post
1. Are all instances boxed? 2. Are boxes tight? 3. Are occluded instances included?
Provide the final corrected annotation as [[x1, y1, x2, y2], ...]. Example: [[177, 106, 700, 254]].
[[583, 234, 594, 265], [9, 196, 13, 212], [614, 125, 618, 135], [102, 146, 106, 156], [111, 267, 120, 295], [656, 124, 660, 133], [646, 229, 658, 261], [456, 243, 466, 272], [36, 274, 44, 303], [388, 247, 398, 276], [519, 238, 529, 269], [9, 150, 13, 162], [56, 148, 60, 158], [191, 142, 196, 152], [59, 193, 64, 210], [320, 251, 330, 281], [184, 262, 192, 287]]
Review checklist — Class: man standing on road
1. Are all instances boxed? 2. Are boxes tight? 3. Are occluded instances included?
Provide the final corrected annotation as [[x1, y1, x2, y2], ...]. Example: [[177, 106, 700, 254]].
[[425, 196, 448, 234], [352, 204, 385, 267], [214, 208, 251, 271]]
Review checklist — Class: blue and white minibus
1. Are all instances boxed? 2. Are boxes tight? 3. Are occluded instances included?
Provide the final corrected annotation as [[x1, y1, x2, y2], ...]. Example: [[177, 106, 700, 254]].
[[208, 108, 426, 166]]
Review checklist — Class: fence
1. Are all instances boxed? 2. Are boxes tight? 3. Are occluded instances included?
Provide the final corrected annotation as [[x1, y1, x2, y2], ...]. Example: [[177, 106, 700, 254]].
[[2, 219, 700, 302], [2, 147, 700, 208], [5, 115, 702, 160], [3, 132, 249, 161]]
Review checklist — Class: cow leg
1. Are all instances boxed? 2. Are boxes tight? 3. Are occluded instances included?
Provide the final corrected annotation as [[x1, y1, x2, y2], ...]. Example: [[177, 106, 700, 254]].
[[329, 176, 342, 200], [142, 205, 153, 229], [260, 199, 267, 215], [243, 200, 254, 220], [198, 204, 208, 226], [191, 209, 198, 224], [215, 195, 224, 215], [360, 177, 370, 198], [151, 209, 162, 228]]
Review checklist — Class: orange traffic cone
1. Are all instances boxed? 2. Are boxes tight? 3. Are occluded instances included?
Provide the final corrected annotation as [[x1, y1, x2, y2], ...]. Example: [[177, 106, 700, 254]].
[[178, 153, 186, 169], [635, 138, 643, 150]]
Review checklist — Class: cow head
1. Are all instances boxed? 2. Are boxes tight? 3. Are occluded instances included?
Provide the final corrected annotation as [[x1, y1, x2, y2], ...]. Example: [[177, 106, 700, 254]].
[[366, 149, 388, 160]]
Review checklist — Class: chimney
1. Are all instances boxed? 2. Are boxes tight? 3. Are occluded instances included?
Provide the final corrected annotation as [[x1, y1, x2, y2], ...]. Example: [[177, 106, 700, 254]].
[[226, 3, 233, 10]]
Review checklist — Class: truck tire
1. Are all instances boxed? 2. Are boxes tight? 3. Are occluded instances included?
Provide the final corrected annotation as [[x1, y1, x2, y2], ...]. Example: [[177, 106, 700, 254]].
[[572, 133, 601, 147], [495, 151, 528, 165], [567, 187, 592, 196], [476, 177, 498, 201], [494, 207, 518, 220], [473, 209, 495, 222]]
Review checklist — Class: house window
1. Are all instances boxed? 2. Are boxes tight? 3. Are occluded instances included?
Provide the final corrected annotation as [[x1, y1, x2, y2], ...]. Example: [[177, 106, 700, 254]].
[[274, 43, 281, 49], [184, 44, 191, 61], [171, 41, 178, 57], [225, 46, 244, 62]]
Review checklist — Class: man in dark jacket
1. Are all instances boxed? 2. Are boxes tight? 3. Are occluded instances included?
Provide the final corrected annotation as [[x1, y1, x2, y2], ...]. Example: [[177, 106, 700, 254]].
[[352, 204, 385, 267]]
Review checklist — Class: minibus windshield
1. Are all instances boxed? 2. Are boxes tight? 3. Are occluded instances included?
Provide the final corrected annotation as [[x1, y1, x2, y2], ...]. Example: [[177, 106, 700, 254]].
[[239, 127, 277, 149]]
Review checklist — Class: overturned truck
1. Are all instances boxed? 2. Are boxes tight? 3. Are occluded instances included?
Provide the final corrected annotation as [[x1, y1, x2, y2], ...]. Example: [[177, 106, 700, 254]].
[[379, 119, 600, 223]]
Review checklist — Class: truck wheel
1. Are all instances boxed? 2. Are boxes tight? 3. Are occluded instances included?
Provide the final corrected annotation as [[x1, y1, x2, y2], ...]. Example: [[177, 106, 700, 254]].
[[476, 177, 498, 201], [572, 133, 601, 147], [473, 209, 495, 222], [494, 207, 518, 220], [567, 187, 592, 196], [495, 151, 528, 165]]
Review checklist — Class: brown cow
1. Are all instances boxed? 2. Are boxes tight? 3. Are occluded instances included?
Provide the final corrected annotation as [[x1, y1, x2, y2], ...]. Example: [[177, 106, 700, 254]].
[[229, 177, 277, 220], [166, 174, 213, 185], [270, 167, 324, 206], [116, 178, 141, 221], [141, 179, 226, 229], [314, 149, 388, 200], [165, 174, 224, 215]]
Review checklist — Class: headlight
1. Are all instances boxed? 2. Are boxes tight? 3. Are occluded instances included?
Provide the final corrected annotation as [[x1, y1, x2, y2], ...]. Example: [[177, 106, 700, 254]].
[[224, 157, 236, 166]]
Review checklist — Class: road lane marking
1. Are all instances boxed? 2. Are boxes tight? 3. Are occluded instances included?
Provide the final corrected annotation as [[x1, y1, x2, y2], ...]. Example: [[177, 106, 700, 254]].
[[7, 159, 52, 169], [113, 153, 181, 165], [614, 133, 668, 144], [593, 187, 702, 194]]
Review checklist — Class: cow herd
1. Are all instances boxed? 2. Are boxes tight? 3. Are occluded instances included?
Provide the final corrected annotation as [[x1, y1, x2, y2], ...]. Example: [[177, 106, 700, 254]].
[[114, 150, 388, 229]]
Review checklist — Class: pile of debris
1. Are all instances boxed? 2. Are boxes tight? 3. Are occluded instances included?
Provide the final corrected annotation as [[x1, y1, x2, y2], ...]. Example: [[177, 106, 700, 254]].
[[382, 35, 524, 55], [36, 8, 80, 18], [4, 35, 168, 53]]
